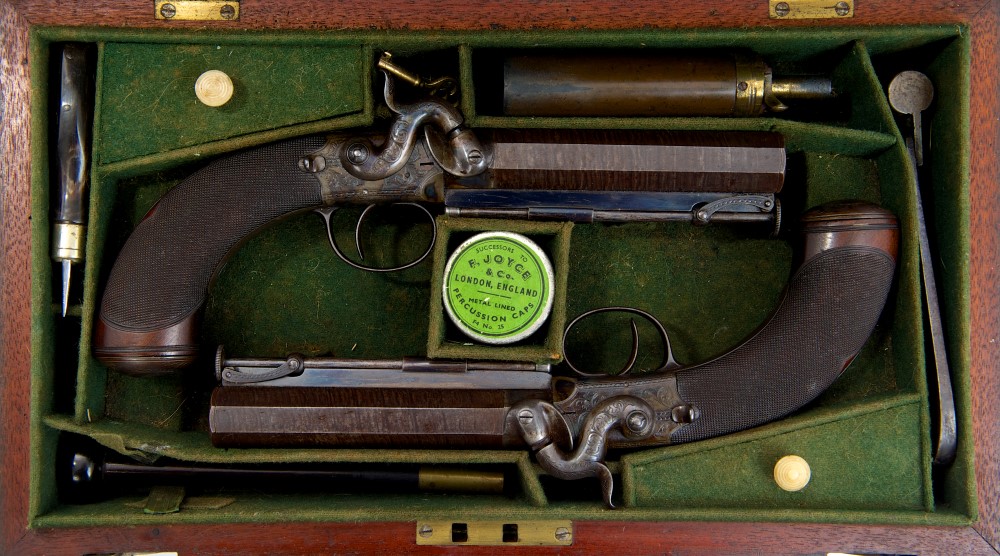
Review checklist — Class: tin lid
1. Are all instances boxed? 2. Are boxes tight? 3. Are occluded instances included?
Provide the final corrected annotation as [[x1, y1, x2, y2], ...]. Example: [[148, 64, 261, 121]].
[[442, 232, 554, 344]]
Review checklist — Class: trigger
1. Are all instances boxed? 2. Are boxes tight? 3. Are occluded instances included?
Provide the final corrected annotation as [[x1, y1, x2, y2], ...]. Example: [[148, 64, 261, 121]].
[[355, 204, 379, 262]]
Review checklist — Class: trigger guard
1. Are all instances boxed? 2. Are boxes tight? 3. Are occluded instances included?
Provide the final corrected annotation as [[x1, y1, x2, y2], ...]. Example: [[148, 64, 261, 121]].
[[562, 306, 681, 377], [314, 204, 437, 273]]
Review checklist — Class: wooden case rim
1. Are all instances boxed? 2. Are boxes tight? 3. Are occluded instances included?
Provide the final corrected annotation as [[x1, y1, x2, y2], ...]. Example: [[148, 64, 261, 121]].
[[1, 0, 997, 554]]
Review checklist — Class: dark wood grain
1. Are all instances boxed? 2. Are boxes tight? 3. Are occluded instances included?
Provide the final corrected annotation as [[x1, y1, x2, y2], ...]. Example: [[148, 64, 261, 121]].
[[8, 520, 1000, 556], [2, 0, 998, 554], [0, 0, 34, 553], [968, 1, 1000, 549], [4, 0, 986, 31]]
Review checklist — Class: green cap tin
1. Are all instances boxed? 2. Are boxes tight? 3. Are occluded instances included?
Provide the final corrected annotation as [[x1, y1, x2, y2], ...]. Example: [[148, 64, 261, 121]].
[[443, 232, 554, 344]]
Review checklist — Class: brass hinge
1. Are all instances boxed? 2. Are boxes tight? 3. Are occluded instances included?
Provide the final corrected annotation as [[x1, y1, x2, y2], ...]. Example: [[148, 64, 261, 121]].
[[416, 520, 573, 546], [769, 0, 854, 19], [155, 0, 240, 21]]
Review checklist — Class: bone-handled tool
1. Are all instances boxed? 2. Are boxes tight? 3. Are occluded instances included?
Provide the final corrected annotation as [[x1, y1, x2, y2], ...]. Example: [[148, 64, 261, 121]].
[[51, 44, 93, 317], [888, 70, 957, 465]]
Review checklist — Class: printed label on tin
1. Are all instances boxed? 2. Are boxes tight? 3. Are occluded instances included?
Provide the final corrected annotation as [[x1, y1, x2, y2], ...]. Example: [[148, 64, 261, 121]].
[[443, 233, 553, 343]]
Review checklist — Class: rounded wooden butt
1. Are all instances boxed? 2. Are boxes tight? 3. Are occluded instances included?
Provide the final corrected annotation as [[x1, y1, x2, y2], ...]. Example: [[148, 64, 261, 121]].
[[93, 314, 200, 376], [800, 201, 899, 264]]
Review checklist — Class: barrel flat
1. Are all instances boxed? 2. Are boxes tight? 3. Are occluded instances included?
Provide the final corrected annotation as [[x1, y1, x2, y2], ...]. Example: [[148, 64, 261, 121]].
[[209, 386, 543, 448], [459, 130, 786, 193]]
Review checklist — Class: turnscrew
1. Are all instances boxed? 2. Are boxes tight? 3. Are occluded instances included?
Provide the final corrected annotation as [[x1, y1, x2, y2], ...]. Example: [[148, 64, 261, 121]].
[[835, 1, 850, 16], [468, 149, 484, 164], [555, 527, 572, 541], [159, 3, 177, 18], [418, 524, 434, 538], [737, 81, 749, 92], [774, 2, 790, 16], [220, 4, 237, 19]]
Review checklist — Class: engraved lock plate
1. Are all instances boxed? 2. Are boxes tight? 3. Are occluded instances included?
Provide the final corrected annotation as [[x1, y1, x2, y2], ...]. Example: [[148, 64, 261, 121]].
[[155, 0, 240, 21], [416, 520, 573, 546], [769, 0, 853, 19]]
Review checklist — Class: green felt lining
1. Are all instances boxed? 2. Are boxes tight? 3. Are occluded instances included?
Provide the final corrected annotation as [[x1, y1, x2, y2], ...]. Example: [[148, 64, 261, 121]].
[[28, 33, 59, 526], [32, 502, 975, 529], [918, 34, 975, 520], [97, 43, 368, 163], [623, 396, 929, 511], [26, 25, 974, 528]]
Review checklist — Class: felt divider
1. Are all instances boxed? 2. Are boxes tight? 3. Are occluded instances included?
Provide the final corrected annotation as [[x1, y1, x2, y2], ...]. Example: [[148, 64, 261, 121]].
[[620, 394, 929, 511], [26, 26, 974, 527], [98, 111, 375, 180], [97, 44, 368, 164], [44, 414, 550, 511], [28, 32, 59, 523], [74, 161, 110, 426], [45, 414, 531, 465], [71, 43, 110, 428], [919, 33, 976, 520]]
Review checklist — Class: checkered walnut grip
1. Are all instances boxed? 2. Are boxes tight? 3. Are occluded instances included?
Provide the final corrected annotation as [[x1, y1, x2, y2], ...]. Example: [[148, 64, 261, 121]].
[[100, 136, 326, 331], [671, 246, 895, 444]]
